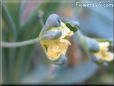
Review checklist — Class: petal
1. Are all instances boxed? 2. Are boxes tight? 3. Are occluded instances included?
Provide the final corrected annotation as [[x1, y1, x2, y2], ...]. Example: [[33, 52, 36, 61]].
[[103, 52, 113, 61], [99, 42, 109, 51], [47, 44, 61, 61], [60, 22, 74, 38]]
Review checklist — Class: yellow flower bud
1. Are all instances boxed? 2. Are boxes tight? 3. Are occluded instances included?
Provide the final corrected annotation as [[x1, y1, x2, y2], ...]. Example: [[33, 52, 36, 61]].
[[40, 22, 74, 61]]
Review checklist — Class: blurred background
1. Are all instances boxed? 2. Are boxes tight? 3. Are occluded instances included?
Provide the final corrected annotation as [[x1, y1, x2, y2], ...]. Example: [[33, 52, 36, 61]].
[[1, 0, 114, 84]]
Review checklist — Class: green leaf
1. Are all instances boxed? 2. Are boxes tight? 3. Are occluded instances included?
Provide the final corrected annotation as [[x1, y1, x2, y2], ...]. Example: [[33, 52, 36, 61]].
[[2, 3, 17, 40], [2, 2, 20, 82], [4, 0, 20, 30]]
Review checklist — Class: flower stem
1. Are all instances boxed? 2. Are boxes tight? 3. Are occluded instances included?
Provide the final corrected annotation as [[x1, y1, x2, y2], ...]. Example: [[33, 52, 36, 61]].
[[1, 37, 39, 48]]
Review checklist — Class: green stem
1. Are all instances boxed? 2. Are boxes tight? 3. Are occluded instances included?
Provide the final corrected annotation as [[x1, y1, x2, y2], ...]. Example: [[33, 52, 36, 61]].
[[75, 30, 91, 59], [2, 3, 18, 82], [38, 10, 44, 27], [2, 3, 17, 40], [1, 37, 39, 48], [19, 4, 41, 37], [17, 10, 44, 80]]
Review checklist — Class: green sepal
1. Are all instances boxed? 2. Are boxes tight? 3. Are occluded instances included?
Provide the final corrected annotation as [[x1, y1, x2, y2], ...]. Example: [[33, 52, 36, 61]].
[[65, 23, 79, 33]]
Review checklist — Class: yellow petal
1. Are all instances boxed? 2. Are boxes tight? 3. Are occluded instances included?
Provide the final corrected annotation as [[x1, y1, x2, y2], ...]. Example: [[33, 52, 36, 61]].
[[99, 42, 109, 52], [94, 42, 113, 62], [103, 52, 113, 61], [47, 39, 70, 61], [99, 42, 109, 47], [47, 44, 61, 60]]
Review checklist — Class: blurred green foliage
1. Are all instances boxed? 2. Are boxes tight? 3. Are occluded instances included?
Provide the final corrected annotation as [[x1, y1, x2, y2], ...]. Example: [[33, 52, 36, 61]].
[[2, 0, 60, 83]]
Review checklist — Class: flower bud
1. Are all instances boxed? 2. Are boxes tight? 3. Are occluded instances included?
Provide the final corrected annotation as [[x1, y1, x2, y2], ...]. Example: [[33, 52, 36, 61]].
[[39, 14, 78, 64], [45, 14, 61, 28], [86, 37, 99, 52], [52, 54, 67, 66]]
